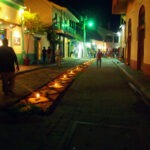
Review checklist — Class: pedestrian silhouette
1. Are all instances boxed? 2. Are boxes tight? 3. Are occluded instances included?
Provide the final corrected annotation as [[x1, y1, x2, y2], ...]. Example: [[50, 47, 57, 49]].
[[42, 46, 47, 64], [96, 49, 102, 68], [0, 38, 19, 96]]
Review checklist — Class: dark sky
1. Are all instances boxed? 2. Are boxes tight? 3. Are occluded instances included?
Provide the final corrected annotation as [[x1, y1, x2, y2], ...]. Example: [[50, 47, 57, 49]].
[[50, 0, 120, 32]]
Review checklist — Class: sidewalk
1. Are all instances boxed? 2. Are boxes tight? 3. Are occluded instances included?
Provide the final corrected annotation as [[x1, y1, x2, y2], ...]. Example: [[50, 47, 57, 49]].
[[17, 64, 44, 73], [113, 59, 150, 106]]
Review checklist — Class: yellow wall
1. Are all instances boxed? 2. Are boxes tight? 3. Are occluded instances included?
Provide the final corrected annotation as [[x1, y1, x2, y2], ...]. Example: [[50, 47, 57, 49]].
[[125, 0, 150, 74], [144, 0, 150, 63], [24, 34, 34, 54], [0, 2, 20, 24], [0, 2, 22, 55], [126, 0, 138, 61], [24, 0, 52, 26], [12, 26, 22, 54]]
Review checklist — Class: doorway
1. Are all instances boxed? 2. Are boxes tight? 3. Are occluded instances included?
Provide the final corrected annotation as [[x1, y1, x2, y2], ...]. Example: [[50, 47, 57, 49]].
[[34, 37, 41, 64]]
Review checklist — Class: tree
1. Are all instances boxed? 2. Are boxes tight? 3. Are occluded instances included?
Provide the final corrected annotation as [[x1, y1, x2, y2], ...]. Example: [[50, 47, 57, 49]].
[[22, 11, 44, 65], [46, 25, 61, 63]]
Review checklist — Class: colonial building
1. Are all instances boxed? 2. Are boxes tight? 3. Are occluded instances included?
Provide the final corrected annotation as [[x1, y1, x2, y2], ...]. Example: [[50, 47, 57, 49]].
[[24, 0, 79, 63], [0, 0, 24, 64], [0, 0, 79, 65], [112, 0, 150, 76]]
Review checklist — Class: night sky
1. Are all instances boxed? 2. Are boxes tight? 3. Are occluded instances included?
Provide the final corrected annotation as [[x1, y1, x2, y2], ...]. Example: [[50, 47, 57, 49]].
[[50, 0, 120, 32]]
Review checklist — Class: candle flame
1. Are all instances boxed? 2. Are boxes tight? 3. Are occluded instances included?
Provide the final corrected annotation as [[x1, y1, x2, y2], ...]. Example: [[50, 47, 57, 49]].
[[76, 67, 79, 70], [54, 82, 58, 88], [36, 93, 40, 100], [70, 70, 73, 74]]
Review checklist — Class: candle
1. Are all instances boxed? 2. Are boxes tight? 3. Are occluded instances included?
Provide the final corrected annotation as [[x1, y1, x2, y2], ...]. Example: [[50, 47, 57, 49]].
[[63, 74, 67, 78], [36, 93, 40, 100], [70, 70, 74, 74], [54, 82, 59, 88]]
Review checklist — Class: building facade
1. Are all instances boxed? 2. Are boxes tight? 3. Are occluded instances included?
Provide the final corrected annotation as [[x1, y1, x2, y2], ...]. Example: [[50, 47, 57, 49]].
[[112, 0, 150, 76], [0, 0, 79, 65], [0, 0, 24, 64], [24, 0, 79, 63]]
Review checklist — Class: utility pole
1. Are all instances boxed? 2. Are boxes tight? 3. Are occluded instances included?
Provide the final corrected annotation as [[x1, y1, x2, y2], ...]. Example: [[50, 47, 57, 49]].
[[80, 16, 94, 58], [83, 19, 86, 57], [81, 16, 88, 58]]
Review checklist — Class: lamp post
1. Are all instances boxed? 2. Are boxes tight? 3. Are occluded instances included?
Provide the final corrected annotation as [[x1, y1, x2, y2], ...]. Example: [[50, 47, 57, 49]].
[[81, 16, 88, 58], [81, 16, 94, 58], [83, 20, 86, 57]]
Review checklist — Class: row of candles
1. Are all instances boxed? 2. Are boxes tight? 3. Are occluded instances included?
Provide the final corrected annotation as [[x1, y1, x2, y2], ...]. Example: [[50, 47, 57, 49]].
[[27, 60, 94, 104]]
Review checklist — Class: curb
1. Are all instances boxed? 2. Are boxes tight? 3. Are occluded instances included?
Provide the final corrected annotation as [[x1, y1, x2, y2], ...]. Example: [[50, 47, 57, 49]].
[[114, 61, 150, 107], [16, 65, 52, 75]]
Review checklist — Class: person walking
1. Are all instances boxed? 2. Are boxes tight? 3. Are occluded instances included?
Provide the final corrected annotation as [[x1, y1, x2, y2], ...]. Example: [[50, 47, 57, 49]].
[[96, 49, 102, 68], [0, 38, 19, 96], [42, 46, 47, 64]]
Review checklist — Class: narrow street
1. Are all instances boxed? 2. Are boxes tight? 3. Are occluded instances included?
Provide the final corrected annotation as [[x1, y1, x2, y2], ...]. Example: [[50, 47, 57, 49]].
[[0, 58, 149, 150], [1, 1, 150, 150]]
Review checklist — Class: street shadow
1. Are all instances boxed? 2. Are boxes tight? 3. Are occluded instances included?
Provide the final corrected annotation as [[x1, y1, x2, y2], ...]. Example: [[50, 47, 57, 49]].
[[133, 99, 150, 116]]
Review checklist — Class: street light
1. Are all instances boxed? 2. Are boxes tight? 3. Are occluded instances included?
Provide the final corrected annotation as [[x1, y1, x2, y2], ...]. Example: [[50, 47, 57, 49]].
[[87, 21, 94, 27]]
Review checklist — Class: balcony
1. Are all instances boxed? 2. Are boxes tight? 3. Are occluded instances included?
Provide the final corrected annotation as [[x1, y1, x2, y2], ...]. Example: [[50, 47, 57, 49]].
[[112, 0, 127, 14], [54, 22, 77, 39]]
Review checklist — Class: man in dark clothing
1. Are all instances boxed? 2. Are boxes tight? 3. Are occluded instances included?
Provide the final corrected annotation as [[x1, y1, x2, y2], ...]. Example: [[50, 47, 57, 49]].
[[0, 38, 19, 96], [42, 46, 47, 64], [96, 49, 102, 68]]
